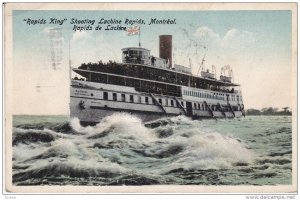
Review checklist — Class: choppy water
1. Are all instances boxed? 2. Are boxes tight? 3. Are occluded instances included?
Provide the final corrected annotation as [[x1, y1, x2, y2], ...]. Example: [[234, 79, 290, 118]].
[[12, 114, 292, 186]]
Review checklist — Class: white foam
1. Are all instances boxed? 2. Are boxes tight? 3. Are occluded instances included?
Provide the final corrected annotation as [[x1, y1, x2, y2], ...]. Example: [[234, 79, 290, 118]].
[[14, 114, 257, 179], [71, 113, 157, 145], [161, 128, 256, 171]]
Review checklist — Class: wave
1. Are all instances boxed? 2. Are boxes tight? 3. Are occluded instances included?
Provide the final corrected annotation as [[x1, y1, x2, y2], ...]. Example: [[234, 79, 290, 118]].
[[13, 113, 259, 184], [268, 150, 292, 157], [13, 159, 128, 182], [70, 113, 158, 149], [16, 122, 73, 133], [256, 157, 291, 165], [72, 114, 255, 169], [12, 126, 77, 146], [13, 128, 59, 145]]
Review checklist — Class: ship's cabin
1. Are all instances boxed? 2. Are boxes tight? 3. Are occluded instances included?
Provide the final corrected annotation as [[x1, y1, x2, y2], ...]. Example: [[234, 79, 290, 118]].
[[122, 47, 168, 68], [201, 69, 215, 80], [220, 75, 232, 83], [122, 47, 151, 65]]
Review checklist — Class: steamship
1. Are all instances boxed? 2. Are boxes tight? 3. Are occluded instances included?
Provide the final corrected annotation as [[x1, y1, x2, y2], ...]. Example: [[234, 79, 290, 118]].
[[70, 35, 245, 125]]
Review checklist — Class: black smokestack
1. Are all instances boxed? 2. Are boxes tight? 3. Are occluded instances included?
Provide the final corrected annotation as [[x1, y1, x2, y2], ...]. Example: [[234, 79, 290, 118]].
[[159, 35, 172, 68]]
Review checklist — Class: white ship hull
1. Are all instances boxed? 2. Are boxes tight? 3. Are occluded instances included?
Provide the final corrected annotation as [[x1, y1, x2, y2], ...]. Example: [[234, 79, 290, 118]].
[[70, 80, 244, 125]]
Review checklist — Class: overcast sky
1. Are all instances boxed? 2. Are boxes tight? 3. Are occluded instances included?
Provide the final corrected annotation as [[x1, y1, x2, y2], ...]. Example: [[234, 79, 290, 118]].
[[12, 10, 293, 115]]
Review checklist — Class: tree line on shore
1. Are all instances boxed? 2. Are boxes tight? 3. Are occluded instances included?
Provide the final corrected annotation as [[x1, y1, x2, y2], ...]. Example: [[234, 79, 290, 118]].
[[246, 107, 291, 116]]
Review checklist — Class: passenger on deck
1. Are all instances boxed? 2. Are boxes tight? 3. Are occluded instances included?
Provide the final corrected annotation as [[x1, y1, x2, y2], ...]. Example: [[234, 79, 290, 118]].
[[151, 57, 156, 66]]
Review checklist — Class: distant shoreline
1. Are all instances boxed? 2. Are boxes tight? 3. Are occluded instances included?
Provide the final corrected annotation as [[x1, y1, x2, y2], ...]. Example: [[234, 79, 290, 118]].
[[246, 107, 292, 116]]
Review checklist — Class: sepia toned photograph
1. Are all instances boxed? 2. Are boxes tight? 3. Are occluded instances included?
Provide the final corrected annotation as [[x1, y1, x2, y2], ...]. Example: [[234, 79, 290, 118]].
[[3, 3, 297, 193]]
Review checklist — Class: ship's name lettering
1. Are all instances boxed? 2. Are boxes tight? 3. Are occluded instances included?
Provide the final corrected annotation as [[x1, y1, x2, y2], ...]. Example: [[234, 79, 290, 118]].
[[23, 18, 46, 25], [98, 18, 122, 24], [75, 90, 88, 93], [49, 18, 67, 25], [74, 93, 89, 96]]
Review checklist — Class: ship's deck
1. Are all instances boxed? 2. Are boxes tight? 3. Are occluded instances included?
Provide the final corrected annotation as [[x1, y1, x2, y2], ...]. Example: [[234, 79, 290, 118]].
[[74, 62, 239, 89]]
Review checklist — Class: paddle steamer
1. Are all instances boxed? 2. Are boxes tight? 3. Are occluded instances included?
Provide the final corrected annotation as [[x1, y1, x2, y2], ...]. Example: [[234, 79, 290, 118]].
[[70, 35, 245, 125]]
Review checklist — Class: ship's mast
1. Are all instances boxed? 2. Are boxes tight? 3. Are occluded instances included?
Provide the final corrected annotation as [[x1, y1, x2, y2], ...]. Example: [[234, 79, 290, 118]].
[[195, 42, 208, 76], [197, 53, 206, 76], [230, 69, 234, 83], [212, 65, 216, 79]]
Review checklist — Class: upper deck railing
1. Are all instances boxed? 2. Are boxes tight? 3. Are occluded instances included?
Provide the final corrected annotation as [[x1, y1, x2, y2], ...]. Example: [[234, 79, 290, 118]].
[[78, 60, 238, 85]]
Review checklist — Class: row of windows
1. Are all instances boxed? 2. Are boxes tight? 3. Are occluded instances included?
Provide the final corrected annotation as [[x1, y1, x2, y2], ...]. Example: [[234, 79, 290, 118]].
[[231, 95, 240, 102], [99, 91, 179, 107], [192, 103, 240, 111], [105, 92, 136, 103], [183, 90, 242, 102], [88, 91, 241, 111], [192, 103, 217, 111], [183, 90, 225, 100], [101, 91, 217, 111]]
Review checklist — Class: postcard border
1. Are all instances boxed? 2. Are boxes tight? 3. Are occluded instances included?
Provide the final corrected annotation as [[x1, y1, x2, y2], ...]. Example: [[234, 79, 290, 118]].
[[3, 2, 298, 194]]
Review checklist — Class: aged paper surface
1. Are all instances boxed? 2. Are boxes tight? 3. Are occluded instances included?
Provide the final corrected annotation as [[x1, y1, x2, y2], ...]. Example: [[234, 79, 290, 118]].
[[4, 3, 297, 193]]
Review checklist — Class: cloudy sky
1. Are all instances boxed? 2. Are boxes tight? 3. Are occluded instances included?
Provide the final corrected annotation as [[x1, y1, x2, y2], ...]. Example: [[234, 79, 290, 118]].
[[12, 9, 293, 115]]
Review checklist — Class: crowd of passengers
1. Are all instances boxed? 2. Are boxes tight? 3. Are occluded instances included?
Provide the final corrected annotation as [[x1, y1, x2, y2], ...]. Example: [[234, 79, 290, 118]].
[[77, 61, 236, 94]]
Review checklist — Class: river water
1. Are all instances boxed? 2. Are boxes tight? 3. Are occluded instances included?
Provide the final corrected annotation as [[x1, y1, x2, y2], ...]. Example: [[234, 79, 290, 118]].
[[12, 114, 292, 186]]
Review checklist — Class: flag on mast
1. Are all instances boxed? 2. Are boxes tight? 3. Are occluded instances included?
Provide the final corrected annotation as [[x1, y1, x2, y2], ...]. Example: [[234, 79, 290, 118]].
[[127, 26, 140, 36]]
